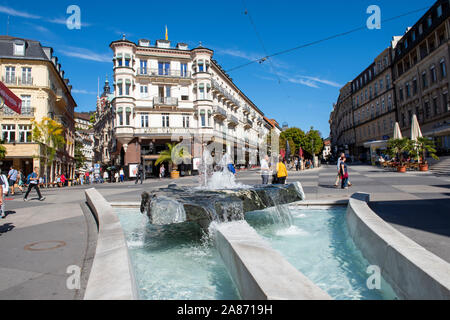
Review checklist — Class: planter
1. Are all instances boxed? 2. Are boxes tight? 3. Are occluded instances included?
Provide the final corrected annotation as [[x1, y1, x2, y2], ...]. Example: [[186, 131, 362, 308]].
[[170, 170, 180, 179], [419, 164, 429, 172], [397, 166, 407, 173]]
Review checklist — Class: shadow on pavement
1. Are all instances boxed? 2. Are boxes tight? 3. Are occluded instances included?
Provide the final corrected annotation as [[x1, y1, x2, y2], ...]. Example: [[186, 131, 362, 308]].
[[0, 223, 15, 235]]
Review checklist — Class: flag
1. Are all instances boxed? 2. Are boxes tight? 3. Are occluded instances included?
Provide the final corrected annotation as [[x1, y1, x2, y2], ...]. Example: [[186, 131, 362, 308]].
[[165, 25, 168, 41]]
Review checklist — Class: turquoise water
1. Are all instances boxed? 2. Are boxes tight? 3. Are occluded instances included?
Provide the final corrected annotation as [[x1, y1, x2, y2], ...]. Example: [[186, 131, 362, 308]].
[[245, 206, 399, 300], [116, 208, 240, 300]]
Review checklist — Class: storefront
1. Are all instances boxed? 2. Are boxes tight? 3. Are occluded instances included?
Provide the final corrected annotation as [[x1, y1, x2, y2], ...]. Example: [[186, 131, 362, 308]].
[[363, 140, 388, 165]]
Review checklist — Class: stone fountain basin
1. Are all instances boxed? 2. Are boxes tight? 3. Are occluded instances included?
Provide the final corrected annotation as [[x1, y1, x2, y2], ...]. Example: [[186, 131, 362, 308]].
[[140, 182, 305, 229]]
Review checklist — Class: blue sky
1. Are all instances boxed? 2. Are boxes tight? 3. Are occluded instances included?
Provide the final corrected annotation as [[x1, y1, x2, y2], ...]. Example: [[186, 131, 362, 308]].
[[0, 0, 437, 137]]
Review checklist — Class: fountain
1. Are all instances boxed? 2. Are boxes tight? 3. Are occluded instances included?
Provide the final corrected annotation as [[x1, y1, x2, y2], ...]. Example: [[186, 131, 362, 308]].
[[140, 151, 305, 230]]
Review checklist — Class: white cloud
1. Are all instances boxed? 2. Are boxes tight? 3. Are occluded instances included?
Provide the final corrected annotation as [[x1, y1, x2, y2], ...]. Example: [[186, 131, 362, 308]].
[[47, 17, 92, 27], [59, 46, 111, 63], [0, 5, 41, 19]]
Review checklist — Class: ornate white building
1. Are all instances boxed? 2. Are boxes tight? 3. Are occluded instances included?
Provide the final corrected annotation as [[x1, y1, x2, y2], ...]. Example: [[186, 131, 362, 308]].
[[109, 36, 273, 177]]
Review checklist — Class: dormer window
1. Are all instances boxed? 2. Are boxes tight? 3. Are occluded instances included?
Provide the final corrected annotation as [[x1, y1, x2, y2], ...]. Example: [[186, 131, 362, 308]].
[[14, 40, 25, 56]]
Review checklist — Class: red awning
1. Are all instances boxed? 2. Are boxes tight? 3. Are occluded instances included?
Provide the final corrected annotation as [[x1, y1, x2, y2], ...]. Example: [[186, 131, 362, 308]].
[[0, 81, 22, 114]]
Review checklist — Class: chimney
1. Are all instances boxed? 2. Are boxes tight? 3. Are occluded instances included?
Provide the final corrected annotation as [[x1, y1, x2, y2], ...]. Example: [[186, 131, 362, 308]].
[[176, 43, 188, 50], [156, 39, 171, 48], [52, 56, 58, 66], [138, 39, 150, 47]]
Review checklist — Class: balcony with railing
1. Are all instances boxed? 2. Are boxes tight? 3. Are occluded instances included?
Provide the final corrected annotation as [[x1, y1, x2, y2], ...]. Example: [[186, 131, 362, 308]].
[[137, 68, 191, 79], [153, 97, 179, 107], [244, 118, 253, 130], [2, 76, 34, 86], [0, 106, 35, 117], [213, 105, 227, 119], [227, 114, 239, 127], [211, 79, 241, 108]]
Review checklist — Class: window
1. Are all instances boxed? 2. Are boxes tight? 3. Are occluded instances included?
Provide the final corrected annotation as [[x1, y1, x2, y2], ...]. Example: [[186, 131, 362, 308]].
[[13, 41, 25, 56], [424, 101, 431, 119], [118, 110, 123, 126], [382, 98, 385, 112], [431, 65, 437, 83], [388, 95, 392, 110], [399, 88, 404, 101], [166, 86, 171, 97], [198, 60, 204, 72], [199, 86, 205, 100], [117, 55, 123, 67], [376, 101, 380, 115], [440, 59, 447, 78], [427, 15, 432, 28], [433, 97, 439, 116], [406, 82, 410, 98], [125, 56, 131, 67], [413, 78, 418, 95], [125, 82, 131, 96], [125, 108, 131, 126], [118, 81, 123, 96], [162, 114, 170, 127], [140, 60, 147, 74], [140, 85, 148, 98], [183, 115, 190, 128], [18, 125, 32, 143], [5, 66, 15, 83], [141, 114, 149, 127], [386, 74, 391, 89], [412, 31, 416, 42], [158, 62, 170, 75], [200, 110, 206, 127], [419, 24, 423, 35], [443, 92, 449, 112], [437, 5, 443, 17], [21, 95, 31, 114], [22, 67, 32, 84], [181, 63, 187, 77], [401, 113, 405, 127], [2, 124, 16, 142], [422, 72, 428, 88], [379, 79, 383, 90]]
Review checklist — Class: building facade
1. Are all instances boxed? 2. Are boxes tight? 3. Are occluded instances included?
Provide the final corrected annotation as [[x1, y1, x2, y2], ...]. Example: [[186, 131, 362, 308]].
[[0, 36, 76, 179], [74, 112, 94, 172], [392, 0, 450, 153], [108, 37, 271, 177], [330, 0, 450, 159]]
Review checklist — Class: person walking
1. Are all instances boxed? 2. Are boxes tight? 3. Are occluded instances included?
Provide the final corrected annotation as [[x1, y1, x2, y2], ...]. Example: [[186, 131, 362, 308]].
[[119, 168, 125, 183], [17, 170, 24, 193], [260, 155, 270, 185], [103, 170, 109, 184], [0, 170, 9, 219], [7, 166, 18, 196], [274, 156, 288, 185], [340, 157, 349, 189], [136, 163, 144, 185], [334, 153, 352, 188], [159, 165, 165, 180], [24, 167, 45, 202], [114, 171, 119, 183]]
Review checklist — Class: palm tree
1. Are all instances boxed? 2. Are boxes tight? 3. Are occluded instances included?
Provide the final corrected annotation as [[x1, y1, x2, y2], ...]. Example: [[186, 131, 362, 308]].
[[413, 137, 439, 164], [155, 142, 191, 175], [387, 138, 411, 166]]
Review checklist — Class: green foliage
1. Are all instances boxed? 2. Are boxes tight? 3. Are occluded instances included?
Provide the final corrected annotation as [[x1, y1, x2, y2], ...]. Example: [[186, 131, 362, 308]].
[[280, 128, 306, 155], [90, 114, 96, 124], [387, 138, 411, 165], [303, 127, 324, 156], [32, 117, 66, 179], [412, 137, 439, 163], [155, 142, 191, 171], [74, 140, 86, 169], [0, 143, 6, 160]]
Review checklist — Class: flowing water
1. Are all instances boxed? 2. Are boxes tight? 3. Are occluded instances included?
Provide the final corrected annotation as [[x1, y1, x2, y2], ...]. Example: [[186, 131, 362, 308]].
[[116, 208, 240, 300], [245, 206, 399, 300]]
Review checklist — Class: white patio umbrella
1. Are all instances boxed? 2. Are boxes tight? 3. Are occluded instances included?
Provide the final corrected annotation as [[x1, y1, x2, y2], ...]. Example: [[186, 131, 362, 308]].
[[393, 122, 403, 139], [411, 114, 423, 141]]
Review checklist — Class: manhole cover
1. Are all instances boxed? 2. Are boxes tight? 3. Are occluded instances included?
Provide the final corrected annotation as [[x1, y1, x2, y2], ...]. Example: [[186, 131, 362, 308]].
[[24, 241, 67, 252]]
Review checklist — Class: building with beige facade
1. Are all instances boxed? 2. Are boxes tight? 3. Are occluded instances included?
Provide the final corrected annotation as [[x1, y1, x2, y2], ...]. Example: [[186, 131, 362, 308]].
[[0, 36, 76, 180], [330, 0, 450, 160], [392, 0, 450, 153], [107, 36, 272, 177]]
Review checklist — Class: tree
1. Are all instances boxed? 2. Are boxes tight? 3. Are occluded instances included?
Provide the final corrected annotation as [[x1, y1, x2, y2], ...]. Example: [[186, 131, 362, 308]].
[[280, 127, 306, 155], [32, 117, 66, 184], [387, 138, 411, 166], [74, 139, 87, 170], [303, 127, 324, 157], [155, 142, 191, 172], [411, 137, 439, 164], [0, 141, 6, 160]]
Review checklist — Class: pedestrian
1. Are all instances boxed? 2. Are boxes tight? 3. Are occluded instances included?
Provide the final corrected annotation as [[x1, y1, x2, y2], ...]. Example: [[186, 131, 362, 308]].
[[17, 170, 24, 193], [80, 172, 84, 185], [274, 156, 288, 185], [136, 163, 144, 185], [85, 171, 90, 185], [7, 166, 18, 196], [60, 173, 66, 187], [103, 170, 109, 184], [119, 168, 125, 182], [260, 155, 270, 185], [159, 165, 165, 180], [114, 171, 119, 183], [294, 158, 299, 171], [0, 170, 9, 219], [24, 167, 45, 202], [340, 157, 349, 189]]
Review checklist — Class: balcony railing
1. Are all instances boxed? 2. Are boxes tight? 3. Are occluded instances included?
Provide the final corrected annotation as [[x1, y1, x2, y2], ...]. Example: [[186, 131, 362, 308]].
[[213, 106, 227, 118], [211, 79, 241, 108], [153, 97, 179, 106], [137, 68, 191, 78], [2, 76, 33, 86], [0, 106, 34, 117], [227, 114, 239, 126]]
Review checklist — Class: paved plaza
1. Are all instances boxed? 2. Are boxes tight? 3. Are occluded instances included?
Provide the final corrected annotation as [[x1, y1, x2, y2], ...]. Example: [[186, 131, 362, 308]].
[[0, 164, 449, 299]]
